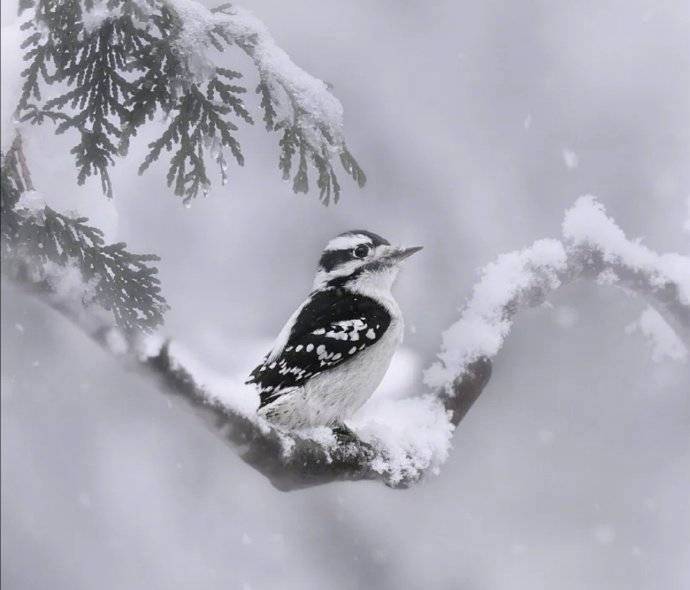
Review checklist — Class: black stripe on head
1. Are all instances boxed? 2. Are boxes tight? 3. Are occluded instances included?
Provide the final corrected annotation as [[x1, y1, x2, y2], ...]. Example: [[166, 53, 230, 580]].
[[319, 229, 388, 272], [318, 230, 390, 272], [319, 249, 353, 272]]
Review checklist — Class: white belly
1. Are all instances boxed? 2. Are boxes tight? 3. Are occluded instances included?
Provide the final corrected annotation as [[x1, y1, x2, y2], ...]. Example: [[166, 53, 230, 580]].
[[259, 319, 403, 429]]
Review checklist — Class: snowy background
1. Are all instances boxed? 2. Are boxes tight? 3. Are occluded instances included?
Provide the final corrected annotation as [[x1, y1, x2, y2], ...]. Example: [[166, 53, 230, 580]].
[[2, 0, 690, 588]]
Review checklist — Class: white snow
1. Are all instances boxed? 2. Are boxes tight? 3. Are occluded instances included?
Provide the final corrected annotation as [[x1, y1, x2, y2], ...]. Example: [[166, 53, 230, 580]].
[[16, 190, 47, 214], [424, 238, 567, 388], [161, 337, 449, 484], [625, 306, 688, 362], [593, 524, 616, 545], [1, 18, 25, 151], [22, 260, 113, 337], [163, 0, 346, 151], [135, 333, 167, 361], [81, 1, 113, 34], [562, 148, 579, 169], [13, 193, 682, 486], [43, 261, 97, 307], [164, 340, 260, 419], [104, 328, 129, 356], [350, 394, 454, 484], [372, 347, 421, 401], [425, 195, 689, 392], [563, 196, 690, 305], [161, 0, 219, 82]]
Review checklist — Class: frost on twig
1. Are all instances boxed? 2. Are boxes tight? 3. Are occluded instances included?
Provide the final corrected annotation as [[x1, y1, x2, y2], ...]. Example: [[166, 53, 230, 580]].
[[5, 196, 689, 490]]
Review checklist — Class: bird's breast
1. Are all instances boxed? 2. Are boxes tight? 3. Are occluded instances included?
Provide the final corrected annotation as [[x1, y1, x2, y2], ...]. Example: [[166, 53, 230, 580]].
[[302, 317, 403, 422]]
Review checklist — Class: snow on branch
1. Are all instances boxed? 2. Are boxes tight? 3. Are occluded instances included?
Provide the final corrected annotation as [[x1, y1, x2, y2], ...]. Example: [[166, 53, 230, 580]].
[[424, 238, 569, 389], [6, 196, 689, 490], [426, 196, 689, 394], [15, 0, 364, 203], [625, 307, 687, 363], [165, 0, 366, 202], [137, 197, 688, 489], [563, 196, 690, 344]]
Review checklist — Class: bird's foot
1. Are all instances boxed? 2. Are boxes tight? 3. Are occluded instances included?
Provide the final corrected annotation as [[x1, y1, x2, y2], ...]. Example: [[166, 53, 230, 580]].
[[331, 421, 357, 443], [331, 422, 375, 456], [331, 421, 361, 445]]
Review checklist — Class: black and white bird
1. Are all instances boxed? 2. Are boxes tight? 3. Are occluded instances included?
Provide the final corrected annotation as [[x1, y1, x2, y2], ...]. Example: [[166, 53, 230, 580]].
[[247, 230, 422, 431]]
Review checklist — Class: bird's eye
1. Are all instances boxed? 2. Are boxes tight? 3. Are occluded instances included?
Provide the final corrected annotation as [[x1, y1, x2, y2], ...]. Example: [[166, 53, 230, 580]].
[[353, 244, 370, 258]]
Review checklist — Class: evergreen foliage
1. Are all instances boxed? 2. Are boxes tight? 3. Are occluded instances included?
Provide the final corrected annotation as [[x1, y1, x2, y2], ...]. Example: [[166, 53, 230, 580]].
[[1, 136, 167, 333], [16, 0, 365, 204], [2, 0, 366, 336]]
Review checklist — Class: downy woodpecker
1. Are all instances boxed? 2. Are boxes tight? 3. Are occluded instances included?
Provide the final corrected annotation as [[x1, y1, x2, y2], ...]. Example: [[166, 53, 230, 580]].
[[247, 230, 422, 430]]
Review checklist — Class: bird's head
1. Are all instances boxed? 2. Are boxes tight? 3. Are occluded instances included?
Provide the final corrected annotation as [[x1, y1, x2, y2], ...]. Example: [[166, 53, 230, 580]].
[[313, 230, 422, 292]]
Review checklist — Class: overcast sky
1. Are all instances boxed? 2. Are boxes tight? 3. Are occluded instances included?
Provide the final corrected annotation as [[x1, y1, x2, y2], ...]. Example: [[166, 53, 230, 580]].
[[2, 0, 689, 588]]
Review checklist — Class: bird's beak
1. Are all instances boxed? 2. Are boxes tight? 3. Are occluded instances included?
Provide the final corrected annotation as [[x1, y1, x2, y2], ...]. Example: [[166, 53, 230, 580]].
[[386, 245, 423, 262]]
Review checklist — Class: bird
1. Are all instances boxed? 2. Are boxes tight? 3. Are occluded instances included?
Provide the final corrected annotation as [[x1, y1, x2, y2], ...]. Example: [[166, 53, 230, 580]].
[[246, 230, 422, 433]]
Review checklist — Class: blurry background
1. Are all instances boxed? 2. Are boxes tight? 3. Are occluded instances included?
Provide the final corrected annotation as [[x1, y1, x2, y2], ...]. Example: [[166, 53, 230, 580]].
[[2, 0, 689, 588]]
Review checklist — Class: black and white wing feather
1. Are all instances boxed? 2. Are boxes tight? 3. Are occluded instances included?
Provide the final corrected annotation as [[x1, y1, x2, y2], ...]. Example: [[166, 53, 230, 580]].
[[247, 288, 392, 408]]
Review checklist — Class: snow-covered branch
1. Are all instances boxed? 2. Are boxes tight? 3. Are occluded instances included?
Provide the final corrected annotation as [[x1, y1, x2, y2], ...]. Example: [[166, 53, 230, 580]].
[[6, 196, 689, 490], [426, 196, 689, 391]]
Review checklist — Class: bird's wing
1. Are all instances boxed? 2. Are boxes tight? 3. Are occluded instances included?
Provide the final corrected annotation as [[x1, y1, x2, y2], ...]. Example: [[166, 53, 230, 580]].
[[247, 288, 392, 408]]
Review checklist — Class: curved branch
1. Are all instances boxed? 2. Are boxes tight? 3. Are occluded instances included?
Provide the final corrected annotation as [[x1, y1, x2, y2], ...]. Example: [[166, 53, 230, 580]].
[[5, 197, 689, 491], [142, 344, 492, 491], [128, 198, 690, 491]]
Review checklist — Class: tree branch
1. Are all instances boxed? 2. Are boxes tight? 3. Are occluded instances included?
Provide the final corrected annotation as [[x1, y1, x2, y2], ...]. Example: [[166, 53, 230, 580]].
[[4, 197, 688, 491]]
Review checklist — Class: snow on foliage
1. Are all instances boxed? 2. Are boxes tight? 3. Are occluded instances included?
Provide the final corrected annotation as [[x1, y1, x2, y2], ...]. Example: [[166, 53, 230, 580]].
[[39, 260, 114, 335], [166, 0, 346, 152], [625, 307, 688, 362], [15, 189, 47, 215], [0, 19, 24, 152], [218, 6, 345, 148], [13, 0, 363, 204], [80, 1, 117, 34]]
